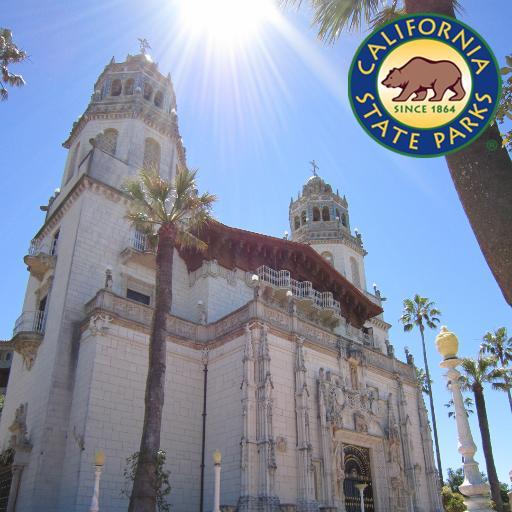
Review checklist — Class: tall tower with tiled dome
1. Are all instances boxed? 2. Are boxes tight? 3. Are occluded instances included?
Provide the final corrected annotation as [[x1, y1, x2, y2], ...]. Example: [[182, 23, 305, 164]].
[[289, 165, 368, 291]]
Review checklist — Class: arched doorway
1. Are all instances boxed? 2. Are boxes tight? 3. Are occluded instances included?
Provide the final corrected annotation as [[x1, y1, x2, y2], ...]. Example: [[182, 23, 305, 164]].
[[343, 445, 375, 512]]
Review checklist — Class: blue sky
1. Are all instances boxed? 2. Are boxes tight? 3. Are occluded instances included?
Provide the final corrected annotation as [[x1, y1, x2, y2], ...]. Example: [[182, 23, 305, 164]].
[[2, 0, 511, 485]]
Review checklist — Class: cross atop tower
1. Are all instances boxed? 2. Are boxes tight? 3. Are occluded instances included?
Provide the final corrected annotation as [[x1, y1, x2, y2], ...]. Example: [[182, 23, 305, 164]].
[[138, 38, 151, 55], [310, 159, 319, 176]]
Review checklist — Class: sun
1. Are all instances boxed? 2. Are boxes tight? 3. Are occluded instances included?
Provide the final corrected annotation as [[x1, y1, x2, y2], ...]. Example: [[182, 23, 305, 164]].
[[177, 0, 277, 47]]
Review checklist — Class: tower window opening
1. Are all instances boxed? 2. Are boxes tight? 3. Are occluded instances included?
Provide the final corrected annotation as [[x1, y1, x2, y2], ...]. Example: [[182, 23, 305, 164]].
[[294, 216, 300, 230], [143, 138, 161, 172], [65, 141, 80, 184], [51, 230, 60, 256], [124, 79, 134, 95], [313, 207, 321, 222], [110, 79, 122, 96], [154, 91, 164, 108], [341, 213, 347, 227], [301, 211, 307, 225], [143, 82, 153, 101], [322, 206, 330, 221], [95, 128, 118, 156], [350, 256, 361, 288], [126, 288, 151, 306]]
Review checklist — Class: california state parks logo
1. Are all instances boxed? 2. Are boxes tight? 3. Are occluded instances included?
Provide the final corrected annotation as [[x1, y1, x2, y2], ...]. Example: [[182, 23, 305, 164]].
[[348, 14, 501, 157]]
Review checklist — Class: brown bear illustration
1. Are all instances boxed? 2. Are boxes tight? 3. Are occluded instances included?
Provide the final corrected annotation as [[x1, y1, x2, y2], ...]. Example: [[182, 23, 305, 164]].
[[381, 57, 466, 102]]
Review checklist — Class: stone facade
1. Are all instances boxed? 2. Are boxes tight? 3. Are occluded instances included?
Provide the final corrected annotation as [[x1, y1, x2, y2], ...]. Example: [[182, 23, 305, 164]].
[[0, 53, 443, 512]]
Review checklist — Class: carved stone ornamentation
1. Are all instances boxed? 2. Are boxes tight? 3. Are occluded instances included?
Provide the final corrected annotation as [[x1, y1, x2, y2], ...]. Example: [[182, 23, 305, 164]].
[[13, 336, 41, 371], [88, 313, 113, 336], [353, 411, 368, 433], [9, 403, 31, 450]]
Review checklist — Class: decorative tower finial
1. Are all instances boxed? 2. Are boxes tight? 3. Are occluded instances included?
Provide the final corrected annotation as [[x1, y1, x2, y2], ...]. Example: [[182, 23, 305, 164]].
[[309, 159, 319, 176], [138, 38, 151, 55]]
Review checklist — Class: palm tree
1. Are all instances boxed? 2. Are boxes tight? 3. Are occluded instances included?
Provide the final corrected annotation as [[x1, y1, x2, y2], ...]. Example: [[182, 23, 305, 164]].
[[0, 28, 27, 100], [444, 396, 474, 419], [124, 168, 216, 512], [459, 356, 510, 512], [480, 327, 512, 413], [399, 294, 443, 485], [280, 0, 512, 307]]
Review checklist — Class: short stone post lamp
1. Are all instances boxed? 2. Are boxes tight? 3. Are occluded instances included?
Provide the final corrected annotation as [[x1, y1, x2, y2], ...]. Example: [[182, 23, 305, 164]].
[[89, 450, 105, 512], [355, 483, 367, 512], [435, 326, 492, 512], [213, 449, 222, 512]]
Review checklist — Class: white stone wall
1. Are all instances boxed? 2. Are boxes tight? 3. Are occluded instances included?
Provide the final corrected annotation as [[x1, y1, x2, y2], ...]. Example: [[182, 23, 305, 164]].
[[310, 241, 367, 291]]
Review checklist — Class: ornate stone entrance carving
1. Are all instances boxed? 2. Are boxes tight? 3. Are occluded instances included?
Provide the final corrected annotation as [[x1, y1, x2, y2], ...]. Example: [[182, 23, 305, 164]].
[[342, 445, 374, 512]]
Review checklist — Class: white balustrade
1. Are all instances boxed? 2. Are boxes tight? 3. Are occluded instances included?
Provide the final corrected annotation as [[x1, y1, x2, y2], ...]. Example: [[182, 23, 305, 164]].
[[13, 311, 46, 335], [255, 265, 342, 317]]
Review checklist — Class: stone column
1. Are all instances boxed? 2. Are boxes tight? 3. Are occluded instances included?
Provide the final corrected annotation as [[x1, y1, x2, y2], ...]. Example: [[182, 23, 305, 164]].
[[294, 337, 318, 512], [255, 324, 279, 511], [239, 324, 257, 511], [317, 371, 334, 507], [436, 326, 492, 512]]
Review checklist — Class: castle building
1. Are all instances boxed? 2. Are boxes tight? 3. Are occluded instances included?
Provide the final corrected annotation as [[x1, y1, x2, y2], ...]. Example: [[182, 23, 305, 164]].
[[0, 53, 442, 512]]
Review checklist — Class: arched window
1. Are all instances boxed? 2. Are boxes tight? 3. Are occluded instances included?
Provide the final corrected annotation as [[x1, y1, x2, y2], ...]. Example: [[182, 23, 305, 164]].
[[143, 138, 161, 171], [321, 251, 334, 265], [341, 213, 347, 227], [301, 211, 307, 225], [294, 216, 300, 230], [350, 256, 361, 288], [313, 207, 321, 222], [110, 79, 122, 96], [124, 79, 134, 95], [154, 91, 164, 108], [95, 128, 118, 156], [322, 206, 330, 221], [143, 82, 153, 101], [65, 141, 80, 184]]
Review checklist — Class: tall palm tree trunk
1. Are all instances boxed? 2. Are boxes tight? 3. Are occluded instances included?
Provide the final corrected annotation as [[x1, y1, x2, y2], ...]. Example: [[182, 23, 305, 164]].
[[472, 383, 504, 511], [404, 0, 512, 307], [129, 224, 175, 512], [420, 327, 444, 486]]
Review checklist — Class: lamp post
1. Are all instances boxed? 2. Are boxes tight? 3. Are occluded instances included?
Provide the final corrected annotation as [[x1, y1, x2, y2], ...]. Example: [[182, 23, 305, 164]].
[[89, 450, 105, 512], [355, 483, 367, 512], [213, 449, 222, 512], [435, 326, 492, 512]]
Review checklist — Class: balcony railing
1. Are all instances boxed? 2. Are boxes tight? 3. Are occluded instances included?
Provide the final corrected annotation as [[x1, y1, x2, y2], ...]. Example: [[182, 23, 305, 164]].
[[28, 238, 58, 257], [13, 311, 46, 336], [130, 230, 149, 252], [256, 265, 342, 316]]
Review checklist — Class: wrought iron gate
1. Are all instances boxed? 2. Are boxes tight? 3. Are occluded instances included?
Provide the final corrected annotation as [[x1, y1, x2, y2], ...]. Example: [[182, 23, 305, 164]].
[[343, 445, 374, 512]]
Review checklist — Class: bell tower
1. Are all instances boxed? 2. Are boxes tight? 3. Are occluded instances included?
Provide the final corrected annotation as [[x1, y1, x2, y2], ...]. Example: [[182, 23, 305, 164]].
[[289, 165, 368, 291], [60, 50, 186, 193]]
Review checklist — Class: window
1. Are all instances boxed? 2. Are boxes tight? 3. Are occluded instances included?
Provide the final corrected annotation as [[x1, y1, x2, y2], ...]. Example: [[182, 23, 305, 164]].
[[110, 79, 122, 96], [50, 230, 60, 256], [294, 216, 300, 230], [6, 352, 12, 361], [95, 128, 118, 156], [322, 206, 330, 221], [143, 82, 153, 101], [312, 207, 320, 222], [321, 251, 334, 265], [143, 138, 161, 171], [154, 90, 164, 108], [127, 288, 151, 305], [341, 213, 347, 227], [301, 211, 307, 225], [350, 256, 361, 288], [124, 79, 134, 95], [65, 141, 80, 184]]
